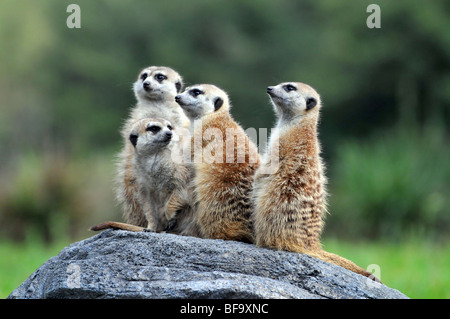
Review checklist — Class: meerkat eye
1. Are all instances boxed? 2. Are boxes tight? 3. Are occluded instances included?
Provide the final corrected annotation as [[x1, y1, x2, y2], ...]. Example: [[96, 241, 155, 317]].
[[141, 73, 148, 81], [167, 125, 173, 131], [189, 89, 203, 97], [283, 84, 297, 92], [146, 125, 161, 133], [155, 74, 167, 82]]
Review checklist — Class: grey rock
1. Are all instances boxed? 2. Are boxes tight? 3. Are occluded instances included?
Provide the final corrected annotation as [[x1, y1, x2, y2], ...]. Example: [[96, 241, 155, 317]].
[[8, 230, 408, 299]]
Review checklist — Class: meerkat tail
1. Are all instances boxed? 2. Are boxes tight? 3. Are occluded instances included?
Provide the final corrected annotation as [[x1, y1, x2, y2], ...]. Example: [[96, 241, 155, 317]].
[[166, 189, 189, 221], [309, 250, 381, 283], [89, 221, 145, 232]]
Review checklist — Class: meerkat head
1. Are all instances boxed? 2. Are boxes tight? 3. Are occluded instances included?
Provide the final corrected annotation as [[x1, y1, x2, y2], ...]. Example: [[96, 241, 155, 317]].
[[174, 84, 230, 120], [133, 66, 183, 102], [267, 82, 321, 122], [128, 118, 176, 155]]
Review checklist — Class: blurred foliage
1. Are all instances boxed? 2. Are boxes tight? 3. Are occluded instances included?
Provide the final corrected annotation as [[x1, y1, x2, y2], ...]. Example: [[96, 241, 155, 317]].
[[0, 152, 83, 242], [0, 151, 121, 242], [327, 124, 450, 241], [0, 0, 449, 243]]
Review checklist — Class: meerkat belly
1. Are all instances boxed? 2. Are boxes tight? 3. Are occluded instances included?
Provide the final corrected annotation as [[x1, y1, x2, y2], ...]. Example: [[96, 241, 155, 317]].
[[139, 155, 177, 192], [194, 161, 255, 241], [254, 160, 324, 247]]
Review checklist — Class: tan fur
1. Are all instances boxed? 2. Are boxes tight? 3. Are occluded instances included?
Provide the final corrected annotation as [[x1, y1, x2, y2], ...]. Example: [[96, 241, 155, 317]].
[[90, 221, 144, 232], [166, 179, 201, 237], [171, 84, 261, 242], [116, 66, 189, 227], [252, 82, 379, 281]]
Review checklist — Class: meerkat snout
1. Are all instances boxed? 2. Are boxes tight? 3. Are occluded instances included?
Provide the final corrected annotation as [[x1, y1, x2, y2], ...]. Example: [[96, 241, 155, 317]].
[[128, 119, 175, 150], [164, 130, 173, 141], [143, 80, 151, 91], [147, 123, 174, 144]]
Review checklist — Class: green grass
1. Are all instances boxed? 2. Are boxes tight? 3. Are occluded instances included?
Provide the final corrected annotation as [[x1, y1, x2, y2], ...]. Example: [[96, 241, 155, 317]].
[[1, 237, 448, 299], [0, 239, 69, 298], [323, 238, 450, 299]]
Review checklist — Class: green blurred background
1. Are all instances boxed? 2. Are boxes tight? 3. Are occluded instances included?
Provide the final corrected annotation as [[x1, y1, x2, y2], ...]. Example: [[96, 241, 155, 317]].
[[0, 0, 449, 298]]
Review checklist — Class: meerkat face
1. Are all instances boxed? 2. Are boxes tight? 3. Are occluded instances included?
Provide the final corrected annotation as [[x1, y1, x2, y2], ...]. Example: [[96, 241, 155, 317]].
[[267, 82, 321, 119], [174, 84, 229, 120], [133, 66, 183, 101], [129, 118, 175, 154]]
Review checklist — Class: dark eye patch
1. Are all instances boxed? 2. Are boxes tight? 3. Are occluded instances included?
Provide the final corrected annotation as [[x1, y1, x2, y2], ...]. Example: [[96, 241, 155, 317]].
[[283, 84, 297, 92], [167, 125, 173, 131], [146, 125, 161, 133], [189, 89, 203, 97], [154, 73, 167, 82], [141, 73, 148, 81]]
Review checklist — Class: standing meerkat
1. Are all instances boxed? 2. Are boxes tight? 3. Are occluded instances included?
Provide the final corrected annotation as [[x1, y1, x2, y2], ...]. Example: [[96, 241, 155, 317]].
[[252, 82, 378, 280], [92, 118, 195, 234], [171, 84, 260, 243], [116, 66, 189, 227]]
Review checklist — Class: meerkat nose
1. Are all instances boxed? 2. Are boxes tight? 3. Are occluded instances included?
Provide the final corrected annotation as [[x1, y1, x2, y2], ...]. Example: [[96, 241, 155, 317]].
[[267, 87, 276, 97], [143, 82, 150, 90], [166, 131, 173, 138], [175, 95, 181, 103]]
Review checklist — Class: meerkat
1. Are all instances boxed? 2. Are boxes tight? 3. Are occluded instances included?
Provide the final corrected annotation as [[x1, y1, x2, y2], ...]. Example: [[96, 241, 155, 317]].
[[92, 118, 197, 234], [251, 82, 379, 281], [116, 66, 189, 227], [170, 84, 260, 243]]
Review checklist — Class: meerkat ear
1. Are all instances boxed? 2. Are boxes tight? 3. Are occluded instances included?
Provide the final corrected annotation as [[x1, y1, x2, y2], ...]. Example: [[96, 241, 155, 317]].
[[129, 134, 138, 147], [175, 80, 183, 93], [214, 97, 224, 111], [306, 97, 317, 111]]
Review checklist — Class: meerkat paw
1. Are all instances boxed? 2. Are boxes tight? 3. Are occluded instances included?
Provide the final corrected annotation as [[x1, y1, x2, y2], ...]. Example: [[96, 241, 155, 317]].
[[163, 218, 177, 233]]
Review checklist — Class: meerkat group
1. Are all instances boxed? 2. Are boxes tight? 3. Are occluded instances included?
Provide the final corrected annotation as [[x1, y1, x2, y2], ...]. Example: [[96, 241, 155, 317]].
[[90, 66, 379, 282]]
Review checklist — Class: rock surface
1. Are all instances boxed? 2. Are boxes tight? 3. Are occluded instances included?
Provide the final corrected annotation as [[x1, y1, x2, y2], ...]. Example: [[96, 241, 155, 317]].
[[8, 229, 408, 299]]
